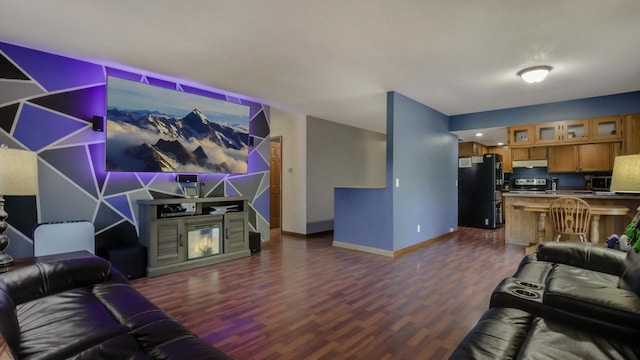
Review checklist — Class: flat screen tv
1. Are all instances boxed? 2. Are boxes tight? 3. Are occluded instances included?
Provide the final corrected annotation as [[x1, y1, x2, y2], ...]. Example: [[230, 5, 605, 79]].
[[106, 76, 250, 173]]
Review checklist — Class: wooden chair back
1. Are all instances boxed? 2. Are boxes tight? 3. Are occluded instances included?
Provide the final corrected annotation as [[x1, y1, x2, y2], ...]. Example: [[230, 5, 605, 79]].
[[548, 197, 592, 242]]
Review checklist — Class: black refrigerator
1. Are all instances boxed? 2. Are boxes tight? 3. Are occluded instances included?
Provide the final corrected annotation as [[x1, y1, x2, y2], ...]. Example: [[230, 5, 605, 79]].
[[458, 153, 503, 229]]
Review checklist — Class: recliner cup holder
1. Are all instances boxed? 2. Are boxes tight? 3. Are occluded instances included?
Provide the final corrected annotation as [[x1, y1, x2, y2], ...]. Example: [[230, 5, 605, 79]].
[[511, 288, 540, 299], [515, 280, 543, 290]]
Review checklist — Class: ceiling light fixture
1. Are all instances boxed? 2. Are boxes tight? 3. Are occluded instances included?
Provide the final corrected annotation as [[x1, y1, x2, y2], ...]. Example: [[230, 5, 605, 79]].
[[475, 133, 483, 137], [517, 65, 552, 84]]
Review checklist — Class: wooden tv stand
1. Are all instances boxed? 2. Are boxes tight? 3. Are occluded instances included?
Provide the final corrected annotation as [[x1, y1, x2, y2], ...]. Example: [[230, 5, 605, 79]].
[[137, 197, 250, 277]]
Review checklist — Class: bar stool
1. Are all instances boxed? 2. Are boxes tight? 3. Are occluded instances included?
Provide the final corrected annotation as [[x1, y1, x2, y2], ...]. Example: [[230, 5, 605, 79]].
[[548, 197, 592, 242]]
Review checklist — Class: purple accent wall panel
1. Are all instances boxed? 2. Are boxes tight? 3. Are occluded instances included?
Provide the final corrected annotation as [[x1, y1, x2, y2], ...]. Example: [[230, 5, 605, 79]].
[[14, 103, 87, 151], [180, 85, 227, 101], [147, 77, 177, 90], [251, 188, 269, 221], [105, 194, 134, 222], [0, 43, 104, 91], [29, 85, 105, 121], [248, 151, 269, 173], [105, 67, 142, 82]]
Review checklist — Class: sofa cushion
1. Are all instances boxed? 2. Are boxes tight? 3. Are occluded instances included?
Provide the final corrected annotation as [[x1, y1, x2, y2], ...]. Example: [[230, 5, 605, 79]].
[[544, 274, 640, 333], [16, 287, 128, 359], [3, 256, 116, 305], [537, 242, 627, 276], [619, 250, 640, 296], [517, 317, 640, 359]]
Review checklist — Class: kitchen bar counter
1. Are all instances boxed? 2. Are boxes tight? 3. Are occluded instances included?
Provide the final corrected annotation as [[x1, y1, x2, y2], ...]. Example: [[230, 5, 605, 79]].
[[504, 190, 640, 200], [504, 192, 640, 246]]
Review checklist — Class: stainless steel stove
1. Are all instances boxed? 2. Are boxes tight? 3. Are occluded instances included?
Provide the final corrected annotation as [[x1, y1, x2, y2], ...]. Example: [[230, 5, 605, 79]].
[[511, 178, 547, 193]]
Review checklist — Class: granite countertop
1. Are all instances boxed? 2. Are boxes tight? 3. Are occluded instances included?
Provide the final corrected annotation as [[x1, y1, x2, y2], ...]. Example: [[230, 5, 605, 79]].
[[503, 190, 640, 200]]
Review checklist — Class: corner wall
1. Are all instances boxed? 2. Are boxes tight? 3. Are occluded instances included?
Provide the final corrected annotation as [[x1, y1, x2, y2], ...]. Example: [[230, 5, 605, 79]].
[[306, 116, 386, 233], [0, 42, 270, 258], [270, 108, 307, 234]]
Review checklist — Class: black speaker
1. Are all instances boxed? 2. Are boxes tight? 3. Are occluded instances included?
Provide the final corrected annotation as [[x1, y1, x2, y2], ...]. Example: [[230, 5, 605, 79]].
[[106, 245, 147, 279], [177, 174, 198, 183], [249, 231, 261, 253], [92, 115, 104, 132]]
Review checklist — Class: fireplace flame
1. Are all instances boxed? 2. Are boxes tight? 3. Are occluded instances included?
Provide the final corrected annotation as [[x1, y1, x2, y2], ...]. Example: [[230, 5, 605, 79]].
[[194, 235, 214, 253]]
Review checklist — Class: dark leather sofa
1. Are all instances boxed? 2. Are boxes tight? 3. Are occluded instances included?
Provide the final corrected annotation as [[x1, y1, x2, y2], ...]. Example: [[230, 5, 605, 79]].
[[451, 242, 640, 359], [0, 255, 231, 359]]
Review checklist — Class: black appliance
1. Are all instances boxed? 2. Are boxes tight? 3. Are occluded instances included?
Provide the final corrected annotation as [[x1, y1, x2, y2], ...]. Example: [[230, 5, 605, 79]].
[[458, 153, 504, 229]]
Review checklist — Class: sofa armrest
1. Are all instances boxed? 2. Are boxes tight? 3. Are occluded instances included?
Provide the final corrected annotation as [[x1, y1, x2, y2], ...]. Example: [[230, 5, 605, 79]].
[[537, 242, 627, 276], [1, 256, 118, 305]]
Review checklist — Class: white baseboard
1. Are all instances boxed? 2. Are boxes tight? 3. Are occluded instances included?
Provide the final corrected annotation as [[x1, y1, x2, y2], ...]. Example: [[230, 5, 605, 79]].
[[332, 241, 394, 257]]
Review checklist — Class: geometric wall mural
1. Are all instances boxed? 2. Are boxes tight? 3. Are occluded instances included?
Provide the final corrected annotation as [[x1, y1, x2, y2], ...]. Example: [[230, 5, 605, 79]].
[[0, 41, 270, 259]]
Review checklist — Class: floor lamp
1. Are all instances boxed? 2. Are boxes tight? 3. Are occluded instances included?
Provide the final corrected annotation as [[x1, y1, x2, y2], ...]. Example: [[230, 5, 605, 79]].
[[0, 145, 39, 270]]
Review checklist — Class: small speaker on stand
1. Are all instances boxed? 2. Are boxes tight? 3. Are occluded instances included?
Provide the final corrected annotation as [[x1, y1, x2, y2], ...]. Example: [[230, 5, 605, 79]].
[[92, 115, 104, 132]]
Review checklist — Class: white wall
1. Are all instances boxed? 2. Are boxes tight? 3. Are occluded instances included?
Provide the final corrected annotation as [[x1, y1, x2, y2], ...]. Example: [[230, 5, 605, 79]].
[[306, 116, 386, 233], [270, 108, 307, 234]]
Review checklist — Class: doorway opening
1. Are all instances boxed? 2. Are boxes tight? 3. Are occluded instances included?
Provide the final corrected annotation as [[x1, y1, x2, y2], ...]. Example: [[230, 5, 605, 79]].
[[270, 137, 282, 230]]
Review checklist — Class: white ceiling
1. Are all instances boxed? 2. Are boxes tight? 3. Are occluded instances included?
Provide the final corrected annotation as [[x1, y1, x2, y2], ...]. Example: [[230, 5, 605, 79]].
[[2, 1, 640, 135]]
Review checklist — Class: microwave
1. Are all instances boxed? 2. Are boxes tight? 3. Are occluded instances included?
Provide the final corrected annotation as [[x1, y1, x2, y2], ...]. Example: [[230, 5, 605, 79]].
[[591, 176, 612, 191]]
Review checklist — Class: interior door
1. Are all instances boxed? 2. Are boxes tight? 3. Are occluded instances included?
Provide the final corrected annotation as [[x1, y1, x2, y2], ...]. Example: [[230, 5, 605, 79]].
[[270, 138, 281, 229]]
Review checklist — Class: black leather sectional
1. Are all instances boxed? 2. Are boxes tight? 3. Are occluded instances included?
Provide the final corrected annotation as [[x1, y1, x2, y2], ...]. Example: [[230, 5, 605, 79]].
[[0, 255, 231, 359], [451, 242, 640, 359]]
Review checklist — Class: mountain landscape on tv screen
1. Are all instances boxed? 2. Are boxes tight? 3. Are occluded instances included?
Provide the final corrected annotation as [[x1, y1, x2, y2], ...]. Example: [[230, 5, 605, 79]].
[[106, 107, 249, 173]]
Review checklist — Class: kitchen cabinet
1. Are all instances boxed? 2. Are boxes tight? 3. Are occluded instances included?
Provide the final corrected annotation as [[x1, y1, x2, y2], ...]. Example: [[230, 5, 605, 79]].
[[508, 125, 534, 147], [591, 116, 623, 142], [488, 145, 512, 173], [534, 122, 560, 145], [459, 142, 487, 157], [548, 143, 618, 173], [512, 147, 547, 161], [623, 113, 640, 155], [559, 119, 589, 143]]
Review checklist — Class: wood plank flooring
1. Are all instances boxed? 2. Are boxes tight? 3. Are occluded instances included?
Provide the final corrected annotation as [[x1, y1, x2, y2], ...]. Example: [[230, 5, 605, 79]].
[[131, 227, 525, 359]]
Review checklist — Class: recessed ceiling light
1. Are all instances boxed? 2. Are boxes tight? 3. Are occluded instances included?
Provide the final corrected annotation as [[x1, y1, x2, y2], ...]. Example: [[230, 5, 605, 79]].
[[475, 133, 483, 137], [517, 65, 552, 83], [497, 142, 504, 146]]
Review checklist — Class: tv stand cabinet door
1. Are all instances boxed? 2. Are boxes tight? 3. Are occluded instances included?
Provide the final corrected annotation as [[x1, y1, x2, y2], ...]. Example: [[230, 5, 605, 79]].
[[224, 213, 247, 253], [150, 219, 185, 266]]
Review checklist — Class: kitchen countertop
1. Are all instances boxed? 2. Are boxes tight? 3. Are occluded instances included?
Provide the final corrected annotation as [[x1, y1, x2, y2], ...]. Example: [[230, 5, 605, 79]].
[[503, 190, 640, 200]]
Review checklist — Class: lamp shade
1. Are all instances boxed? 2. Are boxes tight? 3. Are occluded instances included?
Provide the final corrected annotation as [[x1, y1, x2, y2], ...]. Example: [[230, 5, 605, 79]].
[[610, 154, 640, 193], [0, 147, 38, 195]]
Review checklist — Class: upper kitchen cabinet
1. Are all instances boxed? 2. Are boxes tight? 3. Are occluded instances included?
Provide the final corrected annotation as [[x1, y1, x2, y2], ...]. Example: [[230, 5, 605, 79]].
[[488, 145, 512, 173], [548, 143, 619, 173], [591, 116, 623, 142], [508, 125, 534, 147], [623, 113, 640, 155], [459, 142, 487, 157], [559, 119, 589, 143], [534, 122, 560, 145], [511, 147, 547, 161]]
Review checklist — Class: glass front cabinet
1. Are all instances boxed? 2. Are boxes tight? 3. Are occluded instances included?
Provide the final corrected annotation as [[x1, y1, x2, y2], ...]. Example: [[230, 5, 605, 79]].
[[508, 125, 534, 147]]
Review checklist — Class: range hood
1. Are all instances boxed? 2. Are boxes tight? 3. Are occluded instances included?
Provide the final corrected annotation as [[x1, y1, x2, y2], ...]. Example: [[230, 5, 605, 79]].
[[512, 160, 548, 168]]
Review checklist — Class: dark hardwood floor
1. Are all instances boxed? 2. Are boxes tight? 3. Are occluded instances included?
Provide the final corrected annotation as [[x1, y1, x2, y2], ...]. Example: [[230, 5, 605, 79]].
[[131, 227, 526, 359]]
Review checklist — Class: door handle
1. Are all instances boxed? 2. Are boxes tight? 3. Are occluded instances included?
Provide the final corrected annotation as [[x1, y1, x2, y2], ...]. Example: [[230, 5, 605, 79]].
[[179, 234, 183, 247], [226, 228, 229, 239]]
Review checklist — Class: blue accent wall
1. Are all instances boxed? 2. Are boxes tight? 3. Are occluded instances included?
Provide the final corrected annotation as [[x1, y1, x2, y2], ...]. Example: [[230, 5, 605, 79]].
[[390, 92, 458, 250], [334, 92, 458, 252], [449, 91, 640, 131]]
